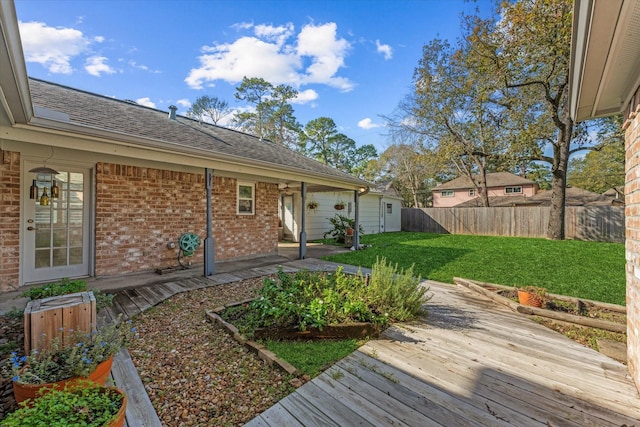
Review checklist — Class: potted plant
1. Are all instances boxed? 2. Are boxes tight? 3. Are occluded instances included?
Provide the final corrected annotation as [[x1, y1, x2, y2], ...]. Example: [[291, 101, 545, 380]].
[[334, 201, 345, 210], [6, 317, 136, 404], [307, 200, 319, 210], [517, 286, 546, 308], [0, 381, 127, 427]]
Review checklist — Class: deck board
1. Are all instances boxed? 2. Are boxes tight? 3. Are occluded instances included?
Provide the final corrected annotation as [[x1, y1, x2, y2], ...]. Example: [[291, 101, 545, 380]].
[[111, 348, 162, 427]]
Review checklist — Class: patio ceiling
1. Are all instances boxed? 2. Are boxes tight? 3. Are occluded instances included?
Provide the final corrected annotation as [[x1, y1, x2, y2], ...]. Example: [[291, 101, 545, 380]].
[[570, 0, 640, 121]]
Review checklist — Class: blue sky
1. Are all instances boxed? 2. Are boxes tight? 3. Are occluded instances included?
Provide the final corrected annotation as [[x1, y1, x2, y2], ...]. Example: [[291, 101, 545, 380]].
[[14, 0, 491, 153]]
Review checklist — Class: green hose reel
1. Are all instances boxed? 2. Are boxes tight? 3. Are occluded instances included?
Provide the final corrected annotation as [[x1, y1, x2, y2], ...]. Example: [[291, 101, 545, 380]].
[[178, 233, 201, 257]]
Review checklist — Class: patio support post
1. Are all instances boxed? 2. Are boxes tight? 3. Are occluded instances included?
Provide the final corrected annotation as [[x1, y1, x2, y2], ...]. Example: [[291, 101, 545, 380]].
[[299, 182, 307, 259], [204, 168, 215, 276], [354, 190, 360, 250]]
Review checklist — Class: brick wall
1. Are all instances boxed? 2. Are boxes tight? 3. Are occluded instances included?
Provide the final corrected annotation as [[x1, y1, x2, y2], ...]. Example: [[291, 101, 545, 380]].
[[96, 163, 278, 277], [624, 85, 640, 391], [0, 150, 21, 292]]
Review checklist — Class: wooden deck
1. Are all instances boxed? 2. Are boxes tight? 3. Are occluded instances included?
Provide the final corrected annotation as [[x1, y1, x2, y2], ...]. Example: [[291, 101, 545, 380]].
[[102, 259, 640, 426], [246, 276, 640, 426]]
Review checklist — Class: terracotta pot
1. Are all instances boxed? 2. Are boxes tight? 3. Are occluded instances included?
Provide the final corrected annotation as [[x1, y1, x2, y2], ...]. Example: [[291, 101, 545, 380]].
[[345, 227, 354, 236], [517, 290, 543, 308], [13, 355, 114, 405], [107, 387, 127, 427]]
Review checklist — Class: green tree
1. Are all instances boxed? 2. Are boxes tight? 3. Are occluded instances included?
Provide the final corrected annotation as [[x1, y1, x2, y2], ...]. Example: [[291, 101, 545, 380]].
[[466, 0, 577, 238], [299, 117, 376, 176], [186, 95, 231, 125], [367, 144, 440, 207], [388, 35, 513, 207], [568, 140, 625, 193], [232, 77, 301, 148]]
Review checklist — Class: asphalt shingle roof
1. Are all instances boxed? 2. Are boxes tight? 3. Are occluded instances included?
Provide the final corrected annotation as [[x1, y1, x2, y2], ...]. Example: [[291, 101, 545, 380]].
[[28, 78, 368, 187], [436, 172, 536, 190]]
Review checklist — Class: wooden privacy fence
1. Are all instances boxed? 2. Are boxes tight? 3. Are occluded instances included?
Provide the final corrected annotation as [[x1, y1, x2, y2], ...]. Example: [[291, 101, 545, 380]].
[[401, 206, 625, 243]]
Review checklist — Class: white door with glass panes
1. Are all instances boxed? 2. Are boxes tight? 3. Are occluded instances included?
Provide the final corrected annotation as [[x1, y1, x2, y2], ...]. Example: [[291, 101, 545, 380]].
[[23, 163, 90, 284]]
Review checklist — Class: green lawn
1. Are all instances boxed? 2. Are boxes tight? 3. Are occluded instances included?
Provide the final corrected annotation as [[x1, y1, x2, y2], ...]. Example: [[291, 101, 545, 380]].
[[322, 232, 626, 306]]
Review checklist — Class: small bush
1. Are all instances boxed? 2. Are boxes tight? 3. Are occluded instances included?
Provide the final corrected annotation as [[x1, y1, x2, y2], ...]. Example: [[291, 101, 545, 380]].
[[22, 278, 87, 300], [323, 214, 364, 243], [21, 279, 113, 311]]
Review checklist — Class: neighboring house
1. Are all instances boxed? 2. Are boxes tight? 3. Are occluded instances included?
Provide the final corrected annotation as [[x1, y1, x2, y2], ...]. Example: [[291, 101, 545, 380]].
[[0, 2, 370, 293], [570, 0, 640, 390], [432, 172, 539, 207], [282, 183, 403, 241]]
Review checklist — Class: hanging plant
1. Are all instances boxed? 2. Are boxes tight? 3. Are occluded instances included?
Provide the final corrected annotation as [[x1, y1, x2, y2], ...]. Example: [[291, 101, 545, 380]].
[[307, 200, 319, 210], [334, 201, 345, 210]]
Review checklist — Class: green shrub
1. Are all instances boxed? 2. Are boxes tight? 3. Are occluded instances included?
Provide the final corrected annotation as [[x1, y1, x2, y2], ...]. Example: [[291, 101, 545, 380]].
[[22, 278, 87, 300], [228, 258, 430, 333], [0, 381, 124, 427], [21, 279, 113, 311], [362, 257, 431, 322], [323, 214, 364, 243]]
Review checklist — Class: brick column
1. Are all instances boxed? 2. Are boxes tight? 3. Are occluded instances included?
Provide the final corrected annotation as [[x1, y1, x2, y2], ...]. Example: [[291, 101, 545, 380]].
[[0, 150, 21, 292], [624, 85, 640, 391]]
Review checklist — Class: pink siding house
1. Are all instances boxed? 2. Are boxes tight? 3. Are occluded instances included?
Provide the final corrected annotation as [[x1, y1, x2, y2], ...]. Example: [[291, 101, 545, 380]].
[[432, 172, 539, 208]]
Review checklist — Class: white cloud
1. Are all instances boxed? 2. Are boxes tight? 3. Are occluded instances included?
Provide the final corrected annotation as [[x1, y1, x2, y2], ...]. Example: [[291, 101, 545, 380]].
[[292, 89, 318, 104], [254, 23, 294, 47], [185, 21, 353, 92], [358, 118, 381, 130], [128, 60, 161, 74], [176, 99, 191, 108], [85, 56, 116, 76], [296, 23, 353, 91], [136, 97, 156, 108], [376, 40, 392, 60], [19, 21, 90, 74], [94, 36, 105, 43]]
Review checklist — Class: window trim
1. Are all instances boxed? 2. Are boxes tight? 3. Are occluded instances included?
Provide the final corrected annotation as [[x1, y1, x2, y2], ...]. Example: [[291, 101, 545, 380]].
[[237, 182, 255, 215], [441, 190, 454, 197], [505, 186, 522, 194], [468, 189, 475, 197]]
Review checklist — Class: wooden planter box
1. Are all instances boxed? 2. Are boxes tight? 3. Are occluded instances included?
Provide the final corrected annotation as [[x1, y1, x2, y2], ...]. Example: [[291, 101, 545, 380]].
[[253, 323, 381, 341], [24, 291, 96, 354]]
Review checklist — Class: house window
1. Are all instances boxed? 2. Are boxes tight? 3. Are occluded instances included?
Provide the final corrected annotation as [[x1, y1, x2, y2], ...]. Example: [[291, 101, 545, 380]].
[[505, 186, 522, 194], [386, 203, 393, 214], [441, 190, 454, 197], [468, 189, 475, 196], [237, 182, 255, 215]]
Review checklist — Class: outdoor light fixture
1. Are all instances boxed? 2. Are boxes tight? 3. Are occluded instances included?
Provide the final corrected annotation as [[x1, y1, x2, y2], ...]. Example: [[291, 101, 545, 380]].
[[29, 180, 38, 199]]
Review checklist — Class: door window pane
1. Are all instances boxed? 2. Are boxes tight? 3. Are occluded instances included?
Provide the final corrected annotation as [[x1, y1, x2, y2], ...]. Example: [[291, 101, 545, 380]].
[[35, 228, 51, 248], [52, 229, 68, 247], [69, 247, 83, 265], [53, 248, 68, 267], [35, 249, 50, 268], [69, 228, 83, 246]]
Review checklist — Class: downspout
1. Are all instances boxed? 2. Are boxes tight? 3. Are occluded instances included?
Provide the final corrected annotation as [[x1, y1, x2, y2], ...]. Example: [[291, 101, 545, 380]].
[[299, 182, 307, 259], [354, 187, 370, 249], [204, 168, 215, 276]]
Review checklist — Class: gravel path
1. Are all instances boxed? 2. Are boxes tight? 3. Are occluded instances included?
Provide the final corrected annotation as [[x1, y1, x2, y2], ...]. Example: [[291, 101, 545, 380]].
[[0, 276, 297, 426], [127, 276, 297, 426]]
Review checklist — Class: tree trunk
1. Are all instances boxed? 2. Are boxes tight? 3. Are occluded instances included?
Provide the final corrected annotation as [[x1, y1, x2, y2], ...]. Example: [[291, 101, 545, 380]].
[[547, 108, 573, 240]]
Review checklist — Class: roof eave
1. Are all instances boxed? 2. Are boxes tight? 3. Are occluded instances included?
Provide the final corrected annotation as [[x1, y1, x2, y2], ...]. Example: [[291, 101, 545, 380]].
[[15, 117, 369, 190], [0, 0, 33, 124], [570, 0, 640, 122]]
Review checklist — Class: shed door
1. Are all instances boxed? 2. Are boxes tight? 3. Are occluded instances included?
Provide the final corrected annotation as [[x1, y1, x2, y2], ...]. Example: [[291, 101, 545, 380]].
[[23, 163, 90, 284]]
